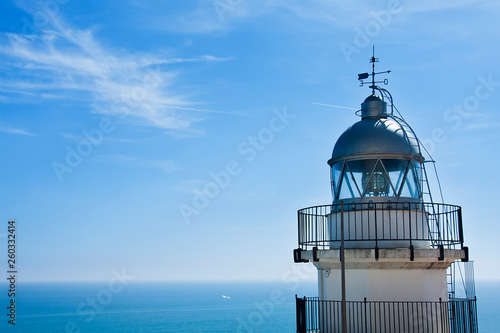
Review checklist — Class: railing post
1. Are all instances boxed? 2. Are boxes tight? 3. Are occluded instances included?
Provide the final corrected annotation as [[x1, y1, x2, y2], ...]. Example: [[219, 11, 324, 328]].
[[296, 296, 306, 333], [374, 202, 379, 260], [439, 297, 444, 332], [458, 207, 464, 249], [315, 206, 319, 250], [473, 296, 478, 333], [340, 200, 347, 333], [462, 299, 467, 333], [364, 297, 368, 333], [297, 210, 301, 250], [449, 299, 455, 332], [407, 202, 412, 249]]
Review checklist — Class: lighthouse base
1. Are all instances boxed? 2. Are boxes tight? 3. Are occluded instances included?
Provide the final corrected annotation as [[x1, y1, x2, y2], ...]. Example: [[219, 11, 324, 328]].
[[303, 247, 461, 333], [317, 268, 447, 302], [314, 268, 449, 333]]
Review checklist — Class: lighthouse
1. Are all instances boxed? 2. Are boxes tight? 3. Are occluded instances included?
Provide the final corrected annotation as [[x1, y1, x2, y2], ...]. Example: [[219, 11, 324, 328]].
[[294, 53, 478, 332]]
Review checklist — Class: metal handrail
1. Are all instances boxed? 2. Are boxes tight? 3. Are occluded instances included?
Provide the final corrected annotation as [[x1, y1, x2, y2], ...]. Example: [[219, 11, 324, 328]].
[[296, 296, 478, 333], [298, 201, 463, 250]]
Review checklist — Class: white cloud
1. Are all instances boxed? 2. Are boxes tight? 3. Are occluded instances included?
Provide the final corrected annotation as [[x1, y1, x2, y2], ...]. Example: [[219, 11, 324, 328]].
[[0, 15, 231, 131], [143, 0, 499, 35], [0, 124, 34, 136]]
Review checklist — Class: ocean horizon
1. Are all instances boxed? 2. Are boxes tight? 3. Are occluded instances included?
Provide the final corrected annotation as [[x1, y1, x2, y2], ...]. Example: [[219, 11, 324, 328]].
[[0, 280, 498, 332]]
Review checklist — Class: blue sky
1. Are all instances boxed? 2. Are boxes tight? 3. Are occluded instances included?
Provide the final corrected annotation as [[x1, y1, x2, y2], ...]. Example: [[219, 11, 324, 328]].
[[0, 0, 499, 282]]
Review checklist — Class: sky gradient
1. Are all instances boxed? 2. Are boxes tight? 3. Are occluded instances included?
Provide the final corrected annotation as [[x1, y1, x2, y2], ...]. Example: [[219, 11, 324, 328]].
[[1, 0, 499, 282]]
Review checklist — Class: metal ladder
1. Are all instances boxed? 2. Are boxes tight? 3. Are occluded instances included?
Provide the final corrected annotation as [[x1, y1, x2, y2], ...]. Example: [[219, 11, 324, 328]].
[[375, 86, 444, 247], [447, 262, 456, 299], [447, 263, 456, 328], [390, 115, 443, 246]]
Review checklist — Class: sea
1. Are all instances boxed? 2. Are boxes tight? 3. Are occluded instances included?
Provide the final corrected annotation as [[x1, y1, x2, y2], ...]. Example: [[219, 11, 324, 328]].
[[0, 281, 498, 332]]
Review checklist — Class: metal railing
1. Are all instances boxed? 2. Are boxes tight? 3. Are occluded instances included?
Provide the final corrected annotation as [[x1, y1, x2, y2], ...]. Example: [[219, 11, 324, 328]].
[[298, 202, 463, 250], [296, 296, 478, 333]]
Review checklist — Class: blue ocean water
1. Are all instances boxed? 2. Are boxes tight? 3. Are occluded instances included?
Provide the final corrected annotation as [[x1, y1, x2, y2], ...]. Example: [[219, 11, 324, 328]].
[[0, 281, 498, 332], [0, 281, 317, 332], [476, 281, 500, 333]]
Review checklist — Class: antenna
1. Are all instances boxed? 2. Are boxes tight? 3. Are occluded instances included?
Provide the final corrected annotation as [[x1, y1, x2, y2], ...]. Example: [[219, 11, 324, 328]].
[[358, 46, 391, 94]]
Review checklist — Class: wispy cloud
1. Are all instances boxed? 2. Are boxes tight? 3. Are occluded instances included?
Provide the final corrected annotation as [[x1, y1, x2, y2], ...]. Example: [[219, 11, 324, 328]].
[[404, 0, 497, 13], [0, 13, 232, 132], [312, 102, 357, 110], [463, 121, 500, 131], [0, 87, 63, 101], [0, 124, 34, 136], [142, 0, 498, 35], [97, 154, 179, 173], [270, 0, 499, 34]]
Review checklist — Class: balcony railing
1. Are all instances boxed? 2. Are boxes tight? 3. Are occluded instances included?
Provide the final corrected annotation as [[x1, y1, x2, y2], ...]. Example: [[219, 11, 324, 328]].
[[296, 296, 478, 333], [298, 202, 463, 250]]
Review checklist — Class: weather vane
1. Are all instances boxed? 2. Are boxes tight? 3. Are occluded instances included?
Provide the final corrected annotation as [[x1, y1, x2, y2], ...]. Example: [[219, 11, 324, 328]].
[[358, 46, 391, 94]]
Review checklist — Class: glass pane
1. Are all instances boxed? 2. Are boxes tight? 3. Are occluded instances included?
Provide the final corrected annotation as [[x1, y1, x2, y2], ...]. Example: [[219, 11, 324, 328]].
[[344, 163, 362, 197], [412, 161, 422, 185], [331, 161, 345, 198], [338, 169, 357, 199], [400, 175, 416, 198], [400, 163, 420, 199], [362, 160, 391, 197], [346, 159, 376, 196], [383, 159, 410, 196], [411, 161, 423, 198]]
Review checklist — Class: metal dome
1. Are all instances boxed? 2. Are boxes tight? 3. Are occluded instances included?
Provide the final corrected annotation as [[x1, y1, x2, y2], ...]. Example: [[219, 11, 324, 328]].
[[327, 95, 423, 165], [361, 94, 388, 119]]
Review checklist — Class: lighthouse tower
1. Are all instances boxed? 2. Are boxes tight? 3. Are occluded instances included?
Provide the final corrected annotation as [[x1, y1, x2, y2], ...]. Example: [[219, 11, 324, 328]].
[[294, 54, 478, 332]]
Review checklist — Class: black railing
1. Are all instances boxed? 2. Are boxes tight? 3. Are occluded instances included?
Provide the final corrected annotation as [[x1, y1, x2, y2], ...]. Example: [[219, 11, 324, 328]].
[[296, 296, 478, 333], [298, 202, 463, 250]]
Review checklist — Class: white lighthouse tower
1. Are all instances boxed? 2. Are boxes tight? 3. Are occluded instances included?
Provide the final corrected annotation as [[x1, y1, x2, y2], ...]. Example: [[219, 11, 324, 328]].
[[294, 53, 478, 332]]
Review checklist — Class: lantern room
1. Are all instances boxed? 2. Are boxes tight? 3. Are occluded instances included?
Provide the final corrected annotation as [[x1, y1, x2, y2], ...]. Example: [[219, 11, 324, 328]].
[[327, 94, 424, 204]]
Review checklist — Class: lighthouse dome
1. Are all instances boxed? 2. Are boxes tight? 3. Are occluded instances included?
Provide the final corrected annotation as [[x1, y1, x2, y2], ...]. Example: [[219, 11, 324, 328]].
[[328, 95, 422, 165]]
